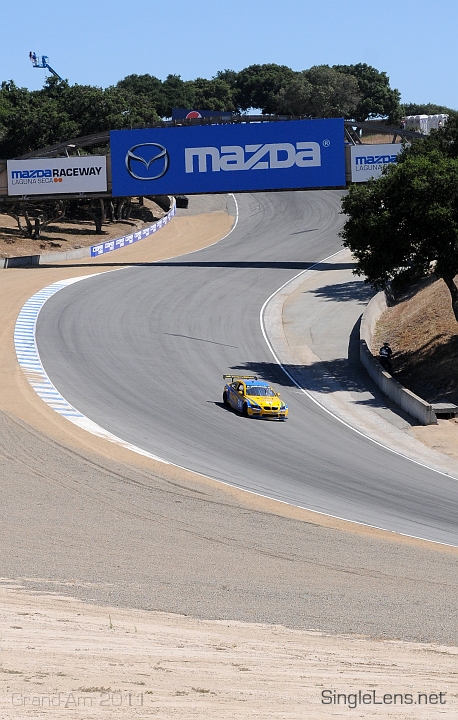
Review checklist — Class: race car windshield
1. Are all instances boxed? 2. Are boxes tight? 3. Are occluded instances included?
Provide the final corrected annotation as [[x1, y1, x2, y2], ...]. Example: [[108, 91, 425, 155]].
[[246, 386, 276, 397]]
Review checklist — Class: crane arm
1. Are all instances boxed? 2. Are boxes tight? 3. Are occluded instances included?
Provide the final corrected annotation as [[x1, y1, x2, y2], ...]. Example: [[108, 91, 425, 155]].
[[44, 62, 63, 81]]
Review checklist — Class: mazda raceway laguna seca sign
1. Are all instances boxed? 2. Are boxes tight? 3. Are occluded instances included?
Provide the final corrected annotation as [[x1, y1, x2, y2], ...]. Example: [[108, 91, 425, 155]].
[[350, 143, 403, 182], [110, 119, 345, 196], [7, 157, 107, 196]]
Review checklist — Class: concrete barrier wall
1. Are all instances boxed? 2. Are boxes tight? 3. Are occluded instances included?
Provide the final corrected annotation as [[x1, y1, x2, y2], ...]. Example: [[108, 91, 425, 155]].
[[0, 197, 175, 269], [360, 291, 437, 425]]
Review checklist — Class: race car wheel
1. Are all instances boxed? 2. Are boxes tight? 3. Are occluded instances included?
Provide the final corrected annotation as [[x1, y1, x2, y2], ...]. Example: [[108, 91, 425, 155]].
[[223, 391, 228, 406], [242, 403, 249, 417]]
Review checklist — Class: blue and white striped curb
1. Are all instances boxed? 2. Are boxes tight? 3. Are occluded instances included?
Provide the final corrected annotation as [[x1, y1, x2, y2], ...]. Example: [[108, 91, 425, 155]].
[[13, 196, 239, 469], [90, 204, 176, 257], [14, 273, 169, 464]]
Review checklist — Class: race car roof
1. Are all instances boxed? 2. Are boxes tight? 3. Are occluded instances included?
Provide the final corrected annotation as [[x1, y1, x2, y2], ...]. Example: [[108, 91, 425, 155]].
[[245, 379, 269, 386]]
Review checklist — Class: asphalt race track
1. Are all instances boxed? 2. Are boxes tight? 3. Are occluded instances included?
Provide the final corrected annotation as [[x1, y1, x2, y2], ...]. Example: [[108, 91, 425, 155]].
[[36, 191, 458, 546]]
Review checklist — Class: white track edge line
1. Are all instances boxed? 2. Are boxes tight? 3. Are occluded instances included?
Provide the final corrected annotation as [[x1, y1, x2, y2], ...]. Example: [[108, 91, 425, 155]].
[[260, 248, 458, 547]]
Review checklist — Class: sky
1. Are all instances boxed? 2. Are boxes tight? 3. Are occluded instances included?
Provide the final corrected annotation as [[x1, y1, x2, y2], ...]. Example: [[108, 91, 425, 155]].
[[2, 0, 458, 110]]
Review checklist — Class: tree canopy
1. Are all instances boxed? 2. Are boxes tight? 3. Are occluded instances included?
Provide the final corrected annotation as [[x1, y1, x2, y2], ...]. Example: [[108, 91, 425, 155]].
[[401, 102, 457, 118], [341, 123, 458, 321], [0, 60, 450, 158], [333, 63, 401, 122], [191, 77, 237, 113], [401, 114, 458, 160], [234, 63, 296, 113], [0, 77, 160, 156], [276, 66, 361, 118]]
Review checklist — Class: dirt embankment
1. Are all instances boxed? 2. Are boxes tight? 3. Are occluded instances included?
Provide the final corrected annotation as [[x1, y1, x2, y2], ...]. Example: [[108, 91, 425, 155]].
[[372, 275, 458, 458], [0, 198, 166, 258], [373, 276, 458, 407], [1, 584, 457, 720]]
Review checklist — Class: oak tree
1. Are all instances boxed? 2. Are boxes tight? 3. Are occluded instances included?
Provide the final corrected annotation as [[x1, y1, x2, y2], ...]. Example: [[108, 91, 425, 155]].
[[341, 149, 458, 321], [333, 63, 400, 122]]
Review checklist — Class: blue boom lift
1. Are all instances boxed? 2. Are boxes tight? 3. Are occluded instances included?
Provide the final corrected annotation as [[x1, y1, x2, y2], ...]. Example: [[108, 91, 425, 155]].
[[29, 52, 63, 81]]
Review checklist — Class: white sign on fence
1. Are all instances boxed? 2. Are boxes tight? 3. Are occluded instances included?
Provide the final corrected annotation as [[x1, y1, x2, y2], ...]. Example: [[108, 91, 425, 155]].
[[7, 156, 107, 196], [350, 144, 403, 182]]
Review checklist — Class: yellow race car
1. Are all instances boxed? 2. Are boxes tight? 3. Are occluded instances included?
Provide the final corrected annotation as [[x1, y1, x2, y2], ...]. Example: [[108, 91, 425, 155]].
[[222, 375, 288, 419]]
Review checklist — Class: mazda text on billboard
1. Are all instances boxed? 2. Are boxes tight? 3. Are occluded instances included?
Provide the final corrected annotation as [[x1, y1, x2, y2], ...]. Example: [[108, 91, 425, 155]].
[[350, 144, 403, 182], [110, 120, 345, 196], [7, 157, 107, 196]]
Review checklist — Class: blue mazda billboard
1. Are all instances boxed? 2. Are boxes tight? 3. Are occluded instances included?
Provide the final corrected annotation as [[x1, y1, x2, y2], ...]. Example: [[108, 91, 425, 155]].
[[110, 119, 345, 197]]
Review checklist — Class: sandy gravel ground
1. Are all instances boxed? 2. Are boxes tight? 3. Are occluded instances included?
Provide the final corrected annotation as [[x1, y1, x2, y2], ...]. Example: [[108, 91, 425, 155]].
[[1, 196, 457, 718], [1, 584, 457, 720]]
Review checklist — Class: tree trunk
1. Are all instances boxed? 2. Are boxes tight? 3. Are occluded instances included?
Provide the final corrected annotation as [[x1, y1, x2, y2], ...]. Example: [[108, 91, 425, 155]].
[[94, 215, 103, 234], [442, 274, 458, 322], [99, 198, 106, 223], [23, 211, 34, 238], [38, 202, 66, 236], [86, 200, 104, 234], [32, 217, 41, 239], [5, 208, 27, 237], [114, 199, 126, 221]]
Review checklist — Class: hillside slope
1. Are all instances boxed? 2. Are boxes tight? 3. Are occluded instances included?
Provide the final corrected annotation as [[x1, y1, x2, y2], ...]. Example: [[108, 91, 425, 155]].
[[373, 277, 458, 406]]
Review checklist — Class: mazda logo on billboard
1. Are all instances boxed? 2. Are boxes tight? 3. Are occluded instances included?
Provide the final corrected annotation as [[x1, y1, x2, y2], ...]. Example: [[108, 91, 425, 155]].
[[125, 143, 169, 181]]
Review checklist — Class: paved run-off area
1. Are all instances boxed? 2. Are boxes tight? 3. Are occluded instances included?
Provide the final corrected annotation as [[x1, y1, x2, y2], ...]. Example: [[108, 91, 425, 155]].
[[0, 194, 457, 718]]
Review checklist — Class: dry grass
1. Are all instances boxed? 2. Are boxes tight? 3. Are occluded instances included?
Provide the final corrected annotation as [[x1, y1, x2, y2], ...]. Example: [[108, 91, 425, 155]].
[[360, 133, 399, 144], [373, 277, 458, 405]]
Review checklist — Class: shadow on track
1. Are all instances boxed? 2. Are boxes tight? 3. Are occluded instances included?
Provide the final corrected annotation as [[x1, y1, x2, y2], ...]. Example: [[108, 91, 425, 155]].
[[35, 260, 357, 271]]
